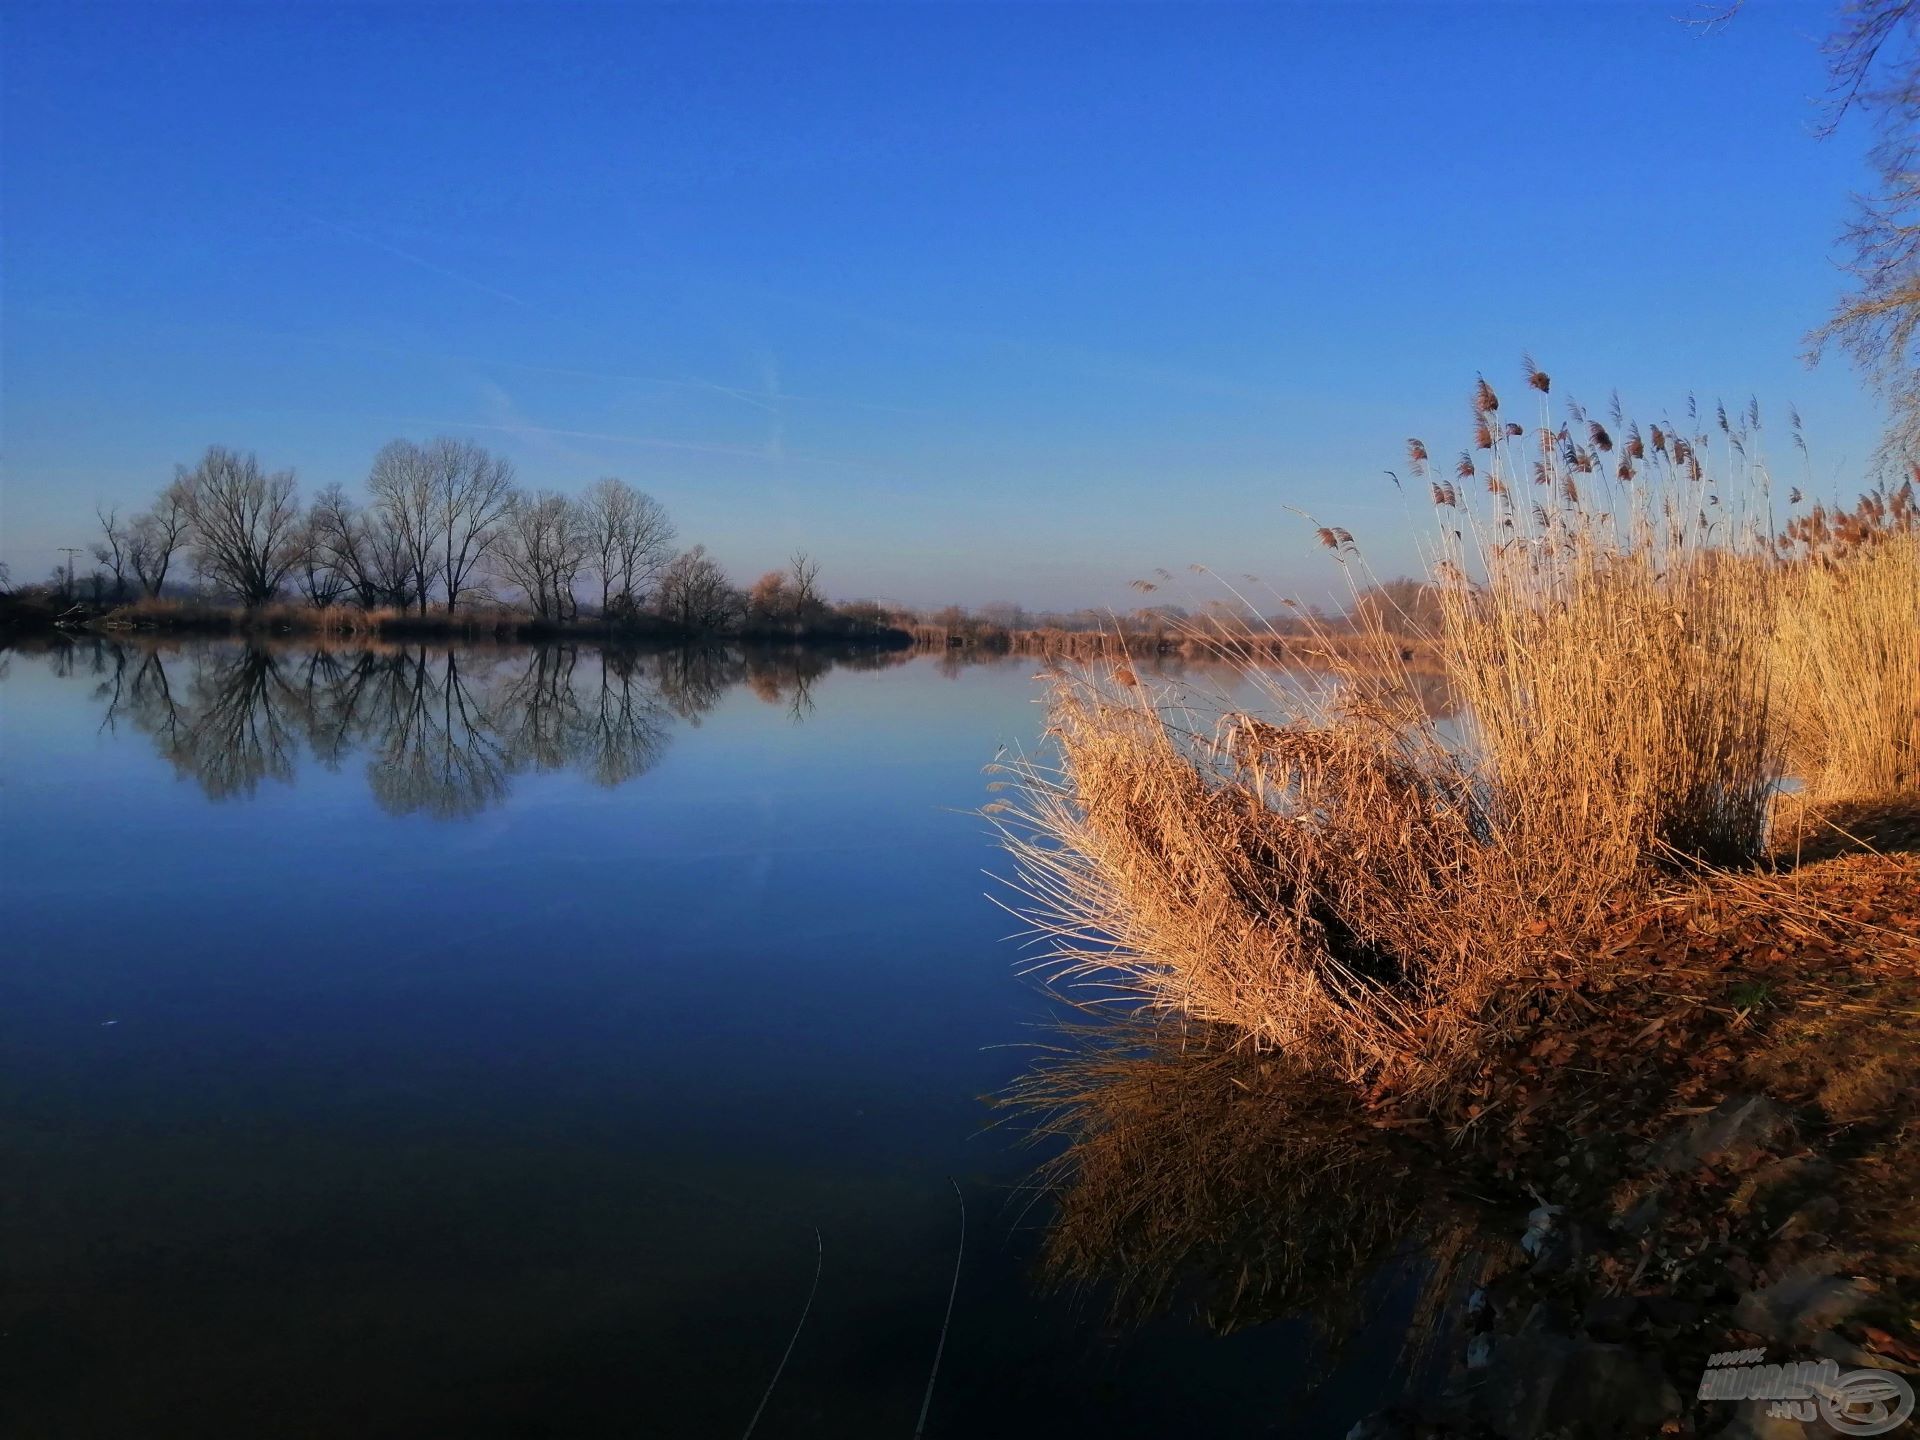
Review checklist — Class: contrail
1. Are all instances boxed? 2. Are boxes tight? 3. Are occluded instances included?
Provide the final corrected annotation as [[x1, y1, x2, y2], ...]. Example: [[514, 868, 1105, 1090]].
[[288, 205, 557, 318]]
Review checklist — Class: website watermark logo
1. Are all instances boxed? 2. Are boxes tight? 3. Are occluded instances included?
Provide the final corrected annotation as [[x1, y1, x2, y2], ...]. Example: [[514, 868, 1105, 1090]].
[[1697, 1348, 1915, 1435]]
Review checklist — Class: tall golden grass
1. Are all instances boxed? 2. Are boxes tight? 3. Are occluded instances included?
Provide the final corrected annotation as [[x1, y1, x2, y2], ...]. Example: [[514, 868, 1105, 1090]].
[[1772, 488, 1920, 805], [993, 371, 1912, 1101], [907, 620, 1444, 672], [1441, 527, 1778, 884], [101, 596, 517, 636], [999, 674, 1498, 1085]]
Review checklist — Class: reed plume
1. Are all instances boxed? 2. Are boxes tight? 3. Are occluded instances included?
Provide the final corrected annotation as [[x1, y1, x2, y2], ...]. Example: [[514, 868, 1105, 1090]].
[[994, 363, 1807, 1107]]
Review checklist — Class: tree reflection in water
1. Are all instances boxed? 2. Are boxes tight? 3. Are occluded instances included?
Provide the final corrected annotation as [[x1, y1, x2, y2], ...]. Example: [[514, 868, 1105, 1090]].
[[366, 649, 512, 818], [65, 635, 901, 816]]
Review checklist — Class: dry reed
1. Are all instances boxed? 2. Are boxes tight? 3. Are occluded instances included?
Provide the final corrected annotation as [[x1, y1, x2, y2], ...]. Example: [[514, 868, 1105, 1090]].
[[992, 367, 1825, 1103], [1772, 500, 1919, 805], [909, 621, 1444, 672]]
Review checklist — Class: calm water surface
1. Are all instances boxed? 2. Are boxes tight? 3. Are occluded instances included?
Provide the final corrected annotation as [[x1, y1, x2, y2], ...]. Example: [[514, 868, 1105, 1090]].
[[0, 637, 1410, 1438]]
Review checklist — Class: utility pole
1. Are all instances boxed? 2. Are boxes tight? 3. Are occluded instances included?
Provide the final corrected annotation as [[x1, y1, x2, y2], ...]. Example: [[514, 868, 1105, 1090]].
[[58, 547, 83, 603]]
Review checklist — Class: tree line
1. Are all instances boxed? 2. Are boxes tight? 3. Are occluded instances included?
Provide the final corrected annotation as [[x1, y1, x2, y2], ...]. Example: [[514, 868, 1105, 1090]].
[[47, 440, 889, 637]]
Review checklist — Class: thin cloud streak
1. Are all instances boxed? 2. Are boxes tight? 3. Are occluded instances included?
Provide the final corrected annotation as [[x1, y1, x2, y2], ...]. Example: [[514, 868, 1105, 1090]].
[[18, 292, 933, 419], [460, 354, 928, 418], [755, 348, 788, 462], [735, 283, 1275, 402], [387, 414, 888, 473], [290, 207, 564, 321]]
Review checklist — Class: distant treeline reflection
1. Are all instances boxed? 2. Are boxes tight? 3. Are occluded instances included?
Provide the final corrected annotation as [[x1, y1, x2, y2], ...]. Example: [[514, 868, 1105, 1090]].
[[44, 637, 918, 816]]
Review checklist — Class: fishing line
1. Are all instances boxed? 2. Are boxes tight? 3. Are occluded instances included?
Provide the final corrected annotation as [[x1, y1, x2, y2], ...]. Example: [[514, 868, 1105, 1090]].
[[912, 1178, 967, 1439], [740, 1226, 823, 1440]]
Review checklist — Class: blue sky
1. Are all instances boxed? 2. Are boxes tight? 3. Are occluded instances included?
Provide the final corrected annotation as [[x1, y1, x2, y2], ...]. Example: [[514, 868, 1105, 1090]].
[[0, 0, 1885, 609]]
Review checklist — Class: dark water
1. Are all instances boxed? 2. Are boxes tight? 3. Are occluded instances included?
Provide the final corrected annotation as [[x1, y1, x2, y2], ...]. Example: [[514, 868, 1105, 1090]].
[[0, 637, 1410, 1439]]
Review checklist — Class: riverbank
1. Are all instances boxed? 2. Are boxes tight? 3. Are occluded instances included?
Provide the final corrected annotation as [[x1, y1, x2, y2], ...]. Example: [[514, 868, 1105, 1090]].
[[50, 597, 913, 649], [1369, 840, 1920, 1437], [1014, 832, 1920, 1438], [994, 386, 1918, 1435], [908, 620, 1445, 673]]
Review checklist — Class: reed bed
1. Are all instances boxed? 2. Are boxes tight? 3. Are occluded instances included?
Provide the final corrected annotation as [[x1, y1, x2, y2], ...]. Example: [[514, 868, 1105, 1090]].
[[990, 368, 1906, 1104], [1771, 486, 1920, 805], [999, 674, 1498, 1086], [98, 596, 527, 637], [909, 621, 1444, 672]]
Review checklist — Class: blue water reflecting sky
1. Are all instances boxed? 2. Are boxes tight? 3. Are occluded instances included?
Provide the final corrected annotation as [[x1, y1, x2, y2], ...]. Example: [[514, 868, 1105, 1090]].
[[0, 638, 1408, 1437]]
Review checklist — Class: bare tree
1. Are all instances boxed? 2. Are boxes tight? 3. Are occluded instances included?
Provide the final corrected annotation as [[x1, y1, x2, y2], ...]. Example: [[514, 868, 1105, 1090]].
[[582, 476, 675, 617], [294, 512, 352, 607], [367, 440, 440, 613], [308, 485, 374, 608], [178, 446, 304, 604], [1807, 0, 1920, 468], [584, 476, 640, 617], [92, 505, 131, 602], [653, 544, 742, 632], [128, 481, 192, 597], [787, 551, 823, 619], [428, 437, 516, 612], [496, 491, 587, 621], [310, 483, 420, 610]]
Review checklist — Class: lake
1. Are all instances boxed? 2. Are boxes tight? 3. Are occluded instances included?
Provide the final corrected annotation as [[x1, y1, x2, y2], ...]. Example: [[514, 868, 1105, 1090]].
[[0, 636, 1415, 1438]]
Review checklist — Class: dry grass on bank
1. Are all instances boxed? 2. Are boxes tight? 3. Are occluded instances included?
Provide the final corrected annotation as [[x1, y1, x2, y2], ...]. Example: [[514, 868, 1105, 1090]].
[[1002, 846, 1920, 1374], [1001, 676, 1499, 1084], [99, 597, 528, 637], [94, 596, 907, 647], [992, 374, 1919, 1111], [1773, 522, 1920, 806], [909, 622, 1446, 673]]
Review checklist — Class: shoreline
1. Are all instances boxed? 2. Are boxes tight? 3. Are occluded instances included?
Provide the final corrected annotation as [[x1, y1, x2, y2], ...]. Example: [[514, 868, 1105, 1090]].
[[908, 623, 1446, 673], [1017, 835, 1920, 1438], [1, 596, 915, 651]]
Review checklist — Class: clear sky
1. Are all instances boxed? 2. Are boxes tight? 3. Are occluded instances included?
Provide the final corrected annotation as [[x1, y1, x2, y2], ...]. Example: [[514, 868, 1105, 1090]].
[[0, 0, 1886, 610]]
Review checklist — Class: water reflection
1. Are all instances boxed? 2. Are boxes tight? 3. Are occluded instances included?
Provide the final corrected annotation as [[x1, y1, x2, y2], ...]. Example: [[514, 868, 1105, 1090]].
[[51, 635, 915, 816], [1007, 1016, 1477, 1348], [363, 650, 516, 817], [34, 635, 1455, 819], [3, 632, 1456, 1435]]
